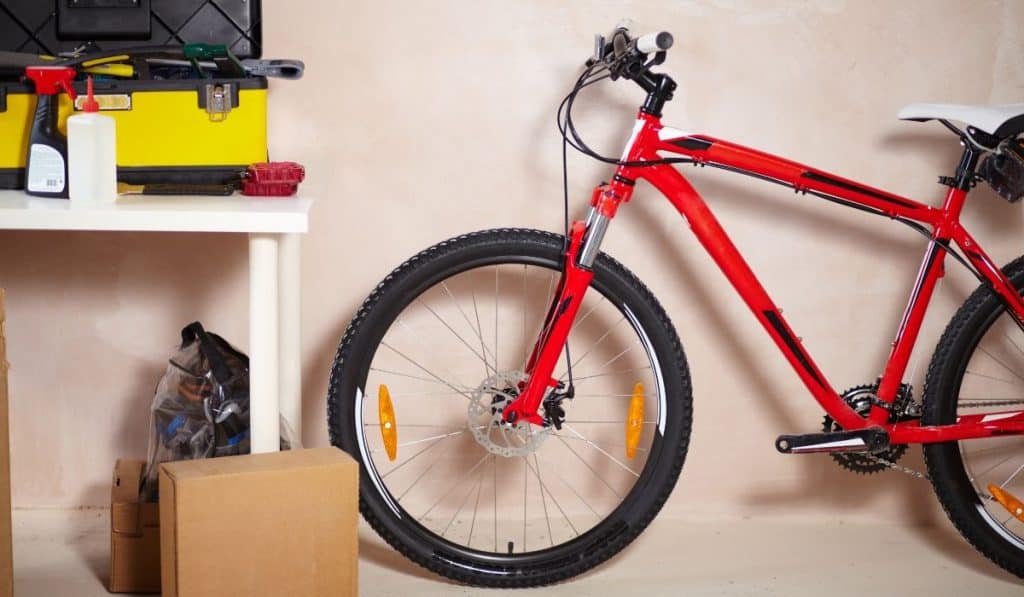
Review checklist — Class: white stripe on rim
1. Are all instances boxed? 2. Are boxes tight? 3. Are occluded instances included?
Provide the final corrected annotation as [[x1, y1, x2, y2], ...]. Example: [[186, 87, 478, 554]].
[[355, 386, 402, 517], [621, 304, 666, 434]]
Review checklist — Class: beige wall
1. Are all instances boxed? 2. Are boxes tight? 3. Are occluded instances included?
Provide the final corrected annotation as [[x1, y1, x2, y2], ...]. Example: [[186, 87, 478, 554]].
[[2, 1, 1023, 527]]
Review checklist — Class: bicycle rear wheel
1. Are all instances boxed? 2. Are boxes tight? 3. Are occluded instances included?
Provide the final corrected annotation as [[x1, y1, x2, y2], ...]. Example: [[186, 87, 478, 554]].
[[328, 228, 692, 587], [924, 256, 1024, 579]]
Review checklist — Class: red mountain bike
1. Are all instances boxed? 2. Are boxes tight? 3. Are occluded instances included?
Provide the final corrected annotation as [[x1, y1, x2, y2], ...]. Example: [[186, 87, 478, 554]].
[[329, 25, 1024, 586]]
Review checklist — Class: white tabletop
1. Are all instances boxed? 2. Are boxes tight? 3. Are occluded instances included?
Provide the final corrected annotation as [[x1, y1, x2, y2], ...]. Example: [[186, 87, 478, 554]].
[[0, 190, 312, 234]]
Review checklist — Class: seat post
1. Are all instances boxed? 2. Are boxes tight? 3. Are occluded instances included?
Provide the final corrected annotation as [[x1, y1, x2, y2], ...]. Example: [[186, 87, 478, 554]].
[[951, 143, 983, 191]]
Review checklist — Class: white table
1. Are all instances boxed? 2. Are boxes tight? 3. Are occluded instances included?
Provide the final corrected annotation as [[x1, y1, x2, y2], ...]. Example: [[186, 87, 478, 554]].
[[0, 191, 313, 453]]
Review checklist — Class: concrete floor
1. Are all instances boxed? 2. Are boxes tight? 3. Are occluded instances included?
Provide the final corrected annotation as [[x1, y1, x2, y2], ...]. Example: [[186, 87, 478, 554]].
[[10, 509, 1023, 596]]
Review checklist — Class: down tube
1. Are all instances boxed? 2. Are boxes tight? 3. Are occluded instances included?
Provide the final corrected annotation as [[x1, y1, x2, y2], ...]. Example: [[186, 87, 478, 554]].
[[638, 164, 863, 430]]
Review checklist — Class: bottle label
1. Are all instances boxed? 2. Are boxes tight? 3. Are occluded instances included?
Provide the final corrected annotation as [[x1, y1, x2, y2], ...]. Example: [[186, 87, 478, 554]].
[[27, 144, 66, 193]]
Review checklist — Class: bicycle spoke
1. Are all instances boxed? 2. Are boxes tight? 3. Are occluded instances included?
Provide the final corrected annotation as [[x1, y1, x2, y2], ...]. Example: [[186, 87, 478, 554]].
[[976, 347, 1024, 384], [380, 341, 473, 400], [380, 430, 464, 480], [537, 451, 603, 521], [569, 419, 656, 424], [418, 298, 492, 373], [572, 294, 606, 330], [964, 369, 1019, 385], [467, 458, 487, 548], [558, 315, 626, 380], [471, 290, 496, 377], [596, 341, 640, 370], [364, 422, 472, 428], [522, 455, 528, 552], [395, 432, 465, 496], [557, 433, 649, 454], [525, 453, 554, 546], [370, 429, 469, 454], [370, 367, 465, 387], [570, 367, 652, 382], [554, 434, 623, 499], [495, 266, 500, 372], [999, 462, 1024, 488], [440, 282, 497, 377], [1002, 330, 1024, 359], [493, 454, 498, 553], [562, 424, 640, 478], [360, 390, 471, 399], [419, 452, 491, 521], [442, 467, 486, 538]]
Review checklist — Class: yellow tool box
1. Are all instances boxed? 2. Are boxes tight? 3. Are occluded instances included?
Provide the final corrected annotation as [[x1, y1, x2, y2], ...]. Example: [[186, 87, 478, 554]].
[[0, 75, 267, 187], [0, 1, 277, 189]]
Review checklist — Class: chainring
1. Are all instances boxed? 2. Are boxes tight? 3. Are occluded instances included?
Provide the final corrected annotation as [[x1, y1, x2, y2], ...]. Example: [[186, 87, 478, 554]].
[[823, 383, 915, 475]]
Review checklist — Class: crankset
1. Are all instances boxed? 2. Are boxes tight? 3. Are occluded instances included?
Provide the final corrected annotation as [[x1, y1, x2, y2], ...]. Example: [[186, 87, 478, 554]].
[[822, 383, 918, 474], [774, 383, 921, 474]]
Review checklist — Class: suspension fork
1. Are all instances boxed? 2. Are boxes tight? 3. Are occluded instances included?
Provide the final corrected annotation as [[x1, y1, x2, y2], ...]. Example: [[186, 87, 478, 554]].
[[503, 182, 630, 426]]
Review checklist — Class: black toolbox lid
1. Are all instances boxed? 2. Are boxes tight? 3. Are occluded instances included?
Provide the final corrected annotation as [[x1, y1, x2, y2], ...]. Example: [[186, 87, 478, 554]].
[[0, 0, 262, 59]]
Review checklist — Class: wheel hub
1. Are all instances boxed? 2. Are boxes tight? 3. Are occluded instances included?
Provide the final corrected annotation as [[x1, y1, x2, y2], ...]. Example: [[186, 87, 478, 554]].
[[467, 371, 551, 458]]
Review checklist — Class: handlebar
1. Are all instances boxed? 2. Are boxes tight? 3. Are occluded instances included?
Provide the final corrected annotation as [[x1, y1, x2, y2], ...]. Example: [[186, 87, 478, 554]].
[[584, 24, 678, 116], [635, 31, 674, 54], [590, 25, 673, 83]]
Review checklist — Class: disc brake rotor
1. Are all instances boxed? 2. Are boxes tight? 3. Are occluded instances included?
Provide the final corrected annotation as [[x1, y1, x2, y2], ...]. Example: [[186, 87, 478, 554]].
[[467, 371, 552, 458]]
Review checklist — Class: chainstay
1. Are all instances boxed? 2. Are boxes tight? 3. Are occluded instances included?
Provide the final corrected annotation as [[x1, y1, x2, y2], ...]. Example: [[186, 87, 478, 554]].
[[862, 398, 1024, 480]]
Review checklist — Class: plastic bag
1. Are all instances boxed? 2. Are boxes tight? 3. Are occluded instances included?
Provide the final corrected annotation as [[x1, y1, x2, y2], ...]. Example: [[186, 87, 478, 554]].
[[141, 322, 255, 501]]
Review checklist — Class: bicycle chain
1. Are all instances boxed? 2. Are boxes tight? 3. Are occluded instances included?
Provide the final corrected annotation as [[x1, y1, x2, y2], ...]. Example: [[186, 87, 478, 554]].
[[857, 399, 1024, 481], [863, 453, 929, 480]]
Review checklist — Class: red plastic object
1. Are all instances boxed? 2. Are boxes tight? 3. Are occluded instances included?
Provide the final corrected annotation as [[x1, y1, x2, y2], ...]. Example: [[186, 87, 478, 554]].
[[24, 66, 78, 99], [241, 161, 305, 197], [81, 76, 99, 112]]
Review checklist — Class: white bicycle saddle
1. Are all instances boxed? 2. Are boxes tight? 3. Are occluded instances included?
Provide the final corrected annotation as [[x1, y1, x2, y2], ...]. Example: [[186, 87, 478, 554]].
[[898, 103, 1024, 138]]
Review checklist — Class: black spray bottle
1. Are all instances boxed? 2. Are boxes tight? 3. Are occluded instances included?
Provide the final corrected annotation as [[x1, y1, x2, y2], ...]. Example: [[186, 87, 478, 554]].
[[23, 66, 78, 198]]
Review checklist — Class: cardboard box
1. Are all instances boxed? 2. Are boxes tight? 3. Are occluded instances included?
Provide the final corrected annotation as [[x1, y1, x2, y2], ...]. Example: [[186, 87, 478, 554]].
[[109, 459, 161, 593], [0, 290, 12, 597], [160, 448, 358, 597]]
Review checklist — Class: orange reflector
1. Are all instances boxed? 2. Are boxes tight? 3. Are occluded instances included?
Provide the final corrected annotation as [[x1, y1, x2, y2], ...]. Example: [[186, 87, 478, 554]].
[[378, 384, 398, 461], [989, 484, 1024, 523], [626, 382, 644, 459]]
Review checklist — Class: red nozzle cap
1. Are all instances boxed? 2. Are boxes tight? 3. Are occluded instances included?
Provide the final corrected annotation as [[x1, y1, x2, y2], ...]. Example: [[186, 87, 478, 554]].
[[82, 76, 99, 113], [24, 66, 78, 100]]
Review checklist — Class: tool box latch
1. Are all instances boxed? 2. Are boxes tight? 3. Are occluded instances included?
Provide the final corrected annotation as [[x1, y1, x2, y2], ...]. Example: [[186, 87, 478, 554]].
[[204, 83, 233, 122]]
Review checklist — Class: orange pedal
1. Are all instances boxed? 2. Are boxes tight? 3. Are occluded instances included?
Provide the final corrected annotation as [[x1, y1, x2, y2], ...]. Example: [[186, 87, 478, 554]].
[[988, 484, 1024, 523]]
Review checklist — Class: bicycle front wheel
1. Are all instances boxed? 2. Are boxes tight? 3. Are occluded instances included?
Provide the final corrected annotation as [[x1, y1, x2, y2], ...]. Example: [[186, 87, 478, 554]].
[[924, 256, 1024, 579], [328, 228, 692, 587]]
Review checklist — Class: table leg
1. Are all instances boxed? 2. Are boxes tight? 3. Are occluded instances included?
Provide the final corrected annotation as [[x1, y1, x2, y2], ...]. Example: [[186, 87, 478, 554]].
[[278, 233, 302, 445], [249, 233, 280, 453]]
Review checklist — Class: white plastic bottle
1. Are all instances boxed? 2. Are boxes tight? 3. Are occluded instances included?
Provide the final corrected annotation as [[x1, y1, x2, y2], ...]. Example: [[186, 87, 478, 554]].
[[68, 76, 117, 202]]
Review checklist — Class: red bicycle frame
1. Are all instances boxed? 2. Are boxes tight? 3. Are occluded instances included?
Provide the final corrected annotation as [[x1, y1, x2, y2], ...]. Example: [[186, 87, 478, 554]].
[[504, 110, 1024, 445]]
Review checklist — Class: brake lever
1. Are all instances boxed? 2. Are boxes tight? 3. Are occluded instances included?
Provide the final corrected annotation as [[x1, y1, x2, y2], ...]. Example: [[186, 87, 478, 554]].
[[593, 34, 606, 63]]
